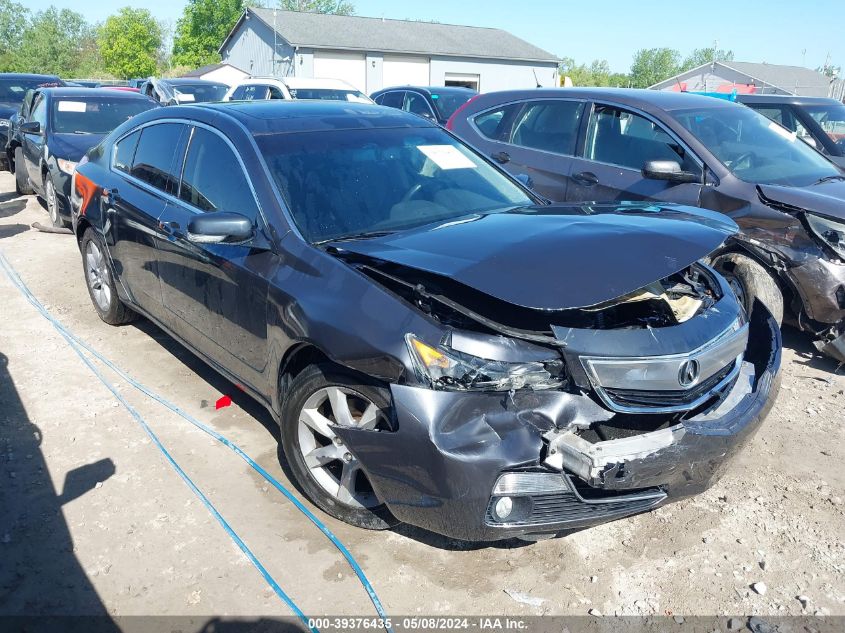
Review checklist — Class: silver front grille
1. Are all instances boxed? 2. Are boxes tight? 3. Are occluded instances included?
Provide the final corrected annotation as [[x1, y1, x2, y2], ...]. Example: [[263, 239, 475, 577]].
[[581, 319, 748, 414]]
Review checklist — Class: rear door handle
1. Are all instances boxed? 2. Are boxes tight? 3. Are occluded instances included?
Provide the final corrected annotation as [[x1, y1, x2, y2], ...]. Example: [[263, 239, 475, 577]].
[[491, 151, 510, 164], [572, 171, 599, 186]]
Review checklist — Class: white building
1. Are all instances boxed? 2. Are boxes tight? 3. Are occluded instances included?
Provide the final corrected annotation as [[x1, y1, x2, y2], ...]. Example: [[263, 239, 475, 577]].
[[180, 62, 250, 85], [219, 8, 559, 94]]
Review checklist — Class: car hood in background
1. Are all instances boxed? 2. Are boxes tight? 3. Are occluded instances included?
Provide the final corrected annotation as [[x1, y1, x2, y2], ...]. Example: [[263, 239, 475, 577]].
[[758, 181, 845, 221], [0, 103, 18, 119], [332, 203, 738, 310], [49, 133, 106, 162]]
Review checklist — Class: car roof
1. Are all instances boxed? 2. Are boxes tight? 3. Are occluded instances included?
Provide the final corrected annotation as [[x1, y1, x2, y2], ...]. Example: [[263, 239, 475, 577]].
[[376, 86, 477, 95], [164, 78, 229, 87], [39, 87, 155, 100], [282, 77, 361, 90], [735, 94, 844, 106], [0, 73, 61, 81], [470, 88, 739, 112], [178, 100, 435, 133]]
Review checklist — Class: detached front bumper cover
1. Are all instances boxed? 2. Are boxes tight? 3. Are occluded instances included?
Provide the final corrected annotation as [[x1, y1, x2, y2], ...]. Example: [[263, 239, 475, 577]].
[[333, 305, 781, 541]]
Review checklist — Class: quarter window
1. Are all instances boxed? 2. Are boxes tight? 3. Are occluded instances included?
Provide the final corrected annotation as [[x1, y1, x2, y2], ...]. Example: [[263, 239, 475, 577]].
[[178, 127, 258, 216], [585, 105, 700, 175], [472, 103, 522, 142], [510, 100, 585, 155], [113, 130, 141, 173], [380, 91, 404, 109], [130, 123, 185, 193], [268, 86, 285, 99]]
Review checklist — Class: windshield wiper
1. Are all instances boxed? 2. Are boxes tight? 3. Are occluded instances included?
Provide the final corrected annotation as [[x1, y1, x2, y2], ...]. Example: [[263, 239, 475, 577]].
[[813, 174, 845, 185], [317, 230, 396, 245]]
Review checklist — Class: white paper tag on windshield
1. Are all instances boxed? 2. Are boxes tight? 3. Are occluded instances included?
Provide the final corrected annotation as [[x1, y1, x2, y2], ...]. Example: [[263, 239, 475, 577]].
[[418, 145, 477, 170], [768, 121, 796, 141], [177, 93, 196, 102], [57, 101, 87, 112]]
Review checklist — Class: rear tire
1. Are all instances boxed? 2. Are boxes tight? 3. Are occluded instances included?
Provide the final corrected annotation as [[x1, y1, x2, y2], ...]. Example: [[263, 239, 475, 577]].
[[14, 148, 33, 196], [280, 363, 399, 530], [81, 228, 136, 325], [713, 253, 784, 326]]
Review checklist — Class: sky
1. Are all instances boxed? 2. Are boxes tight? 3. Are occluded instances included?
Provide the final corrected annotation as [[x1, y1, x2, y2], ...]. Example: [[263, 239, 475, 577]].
[[26, 0, 845, 74]]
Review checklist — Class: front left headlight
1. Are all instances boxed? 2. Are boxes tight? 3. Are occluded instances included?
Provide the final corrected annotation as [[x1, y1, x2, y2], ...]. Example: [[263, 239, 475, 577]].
[[806, 213, 845, 260], [406, 334, 564, 392], [57, 158, 78, 174]]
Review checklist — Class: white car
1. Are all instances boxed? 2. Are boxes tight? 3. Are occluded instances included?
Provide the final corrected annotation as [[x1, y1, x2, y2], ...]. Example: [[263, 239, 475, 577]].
[[224, 77, 373, 103]]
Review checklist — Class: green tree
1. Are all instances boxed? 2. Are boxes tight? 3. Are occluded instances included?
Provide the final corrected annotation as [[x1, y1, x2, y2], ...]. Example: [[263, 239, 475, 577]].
[[278, 0, 355, 15], [98, 8, 161, 79], [0, 0, 28, 62], [629, 47, 681, 88], [172, 0, 245, 68], [681, 47, 734, 72], [8, 7, 94, 76], [559, 57, 629, 87]]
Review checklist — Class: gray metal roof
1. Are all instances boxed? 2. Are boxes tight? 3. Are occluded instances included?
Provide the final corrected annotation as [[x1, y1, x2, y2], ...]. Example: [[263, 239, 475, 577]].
[[225, 8, 558, 63], [723, 62, 831, 96]]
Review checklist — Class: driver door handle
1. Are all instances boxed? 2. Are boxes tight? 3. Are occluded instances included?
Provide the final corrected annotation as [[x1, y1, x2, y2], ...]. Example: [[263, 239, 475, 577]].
[[491, 151, 510, 164], [572, 171, 599, 186]]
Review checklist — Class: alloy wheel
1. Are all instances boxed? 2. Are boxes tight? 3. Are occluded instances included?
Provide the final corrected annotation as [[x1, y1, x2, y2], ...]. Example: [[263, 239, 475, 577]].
[[85, 241, 112, 311], [46, 178, 59, 224], [296, 386, 384, 509]]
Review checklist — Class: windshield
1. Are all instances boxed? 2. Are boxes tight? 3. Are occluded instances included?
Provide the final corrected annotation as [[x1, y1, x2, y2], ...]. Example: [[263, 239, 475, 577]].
[[288, 88, 371, 103], [673, 106, 840, 186], [804, 103, 845, 149], [256, 126, 532, 243], [430, 91, 475, 121], [51, 98, 156, 134], [173, 84, 229, 103], [0, 78, 59, 105]]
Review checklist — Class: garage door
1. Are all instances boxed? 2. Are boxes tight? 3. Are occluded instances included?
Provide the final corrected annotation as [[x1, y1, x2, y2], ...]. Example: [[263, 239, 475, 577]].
[[383, 56, 430, 89], [313, 51, 367, 93]]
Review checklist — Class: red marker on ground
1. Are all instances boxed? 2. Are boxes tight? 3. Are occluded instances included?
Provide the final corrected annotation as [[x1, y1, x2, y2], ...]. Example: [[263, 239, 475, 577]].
[[215, 395, 232, 410]]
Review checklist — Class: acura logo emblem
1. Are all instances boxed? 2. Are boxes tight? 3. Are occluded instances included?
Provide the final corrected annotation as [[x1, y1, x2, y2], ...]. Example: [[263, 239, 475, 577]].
[[678, 359, 701, 387]]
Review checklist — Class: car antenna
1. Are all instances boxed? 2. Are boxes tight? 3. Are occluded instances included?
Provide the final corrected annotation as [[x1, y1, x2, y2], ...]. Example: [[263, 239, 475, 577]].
[[533, 69, 541, 88]]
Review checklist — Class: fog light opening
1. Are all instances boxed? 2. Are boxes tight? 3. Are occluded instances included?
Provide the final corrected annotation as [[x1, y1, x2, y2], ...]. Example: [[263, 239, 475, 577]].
[[493, 496, 514, 521]]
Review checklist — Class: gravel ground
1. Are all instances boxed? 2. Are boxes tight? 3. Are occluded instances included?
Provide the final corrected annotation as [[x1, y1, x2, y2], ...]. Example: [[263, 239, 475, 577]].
[[0, 172, 843, 622]]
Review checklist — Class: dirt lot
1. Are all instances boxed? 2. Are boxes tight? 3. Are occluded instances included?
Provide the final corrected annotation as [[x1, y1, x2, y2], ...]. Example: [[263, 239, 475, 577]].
[[1, 170, 843, 621]]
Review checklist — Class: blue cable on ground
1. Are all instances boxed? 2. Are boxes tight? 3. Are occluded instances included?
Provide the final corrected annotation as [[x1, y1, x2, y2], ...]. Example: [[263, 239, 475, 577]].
[[0, 252, 315, 630], [0, 250, 391, 630]]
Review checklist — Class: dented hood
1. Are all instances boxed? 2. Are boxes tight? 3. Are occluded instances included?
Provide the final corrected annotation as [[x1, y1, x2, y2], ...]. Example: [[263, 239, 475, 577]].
[[758, 181, 845, 221], [332, 203, 737, 310]]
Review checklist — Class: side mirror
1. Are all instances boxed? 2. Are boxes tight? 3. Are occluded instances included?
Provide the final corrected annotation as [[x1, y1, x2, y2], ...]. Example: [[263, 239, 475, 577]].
[[20, 121, 41, 135], [187, 212, 253, 244], [642, 160, 699, 184]]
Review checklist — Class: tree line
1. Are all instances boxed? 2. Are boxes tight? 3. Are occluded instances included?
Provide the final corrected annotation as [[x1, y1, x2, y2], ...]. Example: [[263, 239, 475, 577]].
[[0, 0, 353, 80], [561, 47, 735, 88]]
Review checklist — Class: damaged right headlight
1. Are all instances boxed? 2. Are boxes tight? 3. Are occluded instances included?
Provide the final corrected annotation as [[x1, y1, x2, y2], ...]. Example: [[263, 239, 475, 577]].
[[806, 213, 845, 261], [406, 334, 564, 392]]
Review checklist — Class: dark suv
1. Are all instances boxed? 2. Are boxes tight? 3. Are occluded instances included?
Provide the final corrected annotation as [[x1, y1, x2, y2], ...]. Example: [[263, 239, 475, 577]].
[[449, 88, 845, 363], [0, 73, 63, 170], [736, 94, 845, 168], [371, 86, 477, 125]]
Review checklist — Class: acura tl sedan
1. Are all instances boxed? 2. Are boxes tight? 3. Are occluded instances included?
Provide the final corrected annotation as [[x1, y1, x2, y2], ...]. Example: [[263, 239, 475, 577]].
[[448, 89, 845, 364], [70, 101, 781, 541]]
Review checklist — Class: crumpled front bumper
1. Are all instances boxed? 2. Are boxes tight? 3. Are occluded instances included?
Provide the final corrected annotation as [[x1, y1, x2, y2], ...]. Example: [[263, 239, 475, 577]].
[[334, 308, 782, 541]]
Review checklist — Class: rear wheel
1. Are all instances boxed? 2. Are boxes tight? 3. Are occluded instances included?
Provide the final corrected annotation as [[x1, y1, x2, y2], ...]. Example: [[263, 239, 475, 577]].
[[713, 253, 784, 325], [81, 228, 136, 325], [280, 363, 398, 530], [14, 148, 33, 196], [45, 174, 69, 228]]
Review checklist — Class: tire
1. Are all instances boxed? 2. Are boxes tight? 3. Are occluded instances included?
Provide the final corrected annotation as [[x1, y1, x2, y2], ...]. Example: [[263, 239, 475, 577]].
[[81, 228, 137, 325], [713, 253, 784, 326], [280, 363, 399, 530], [45, 174, 69, 228], [14, 148, 33, 196]]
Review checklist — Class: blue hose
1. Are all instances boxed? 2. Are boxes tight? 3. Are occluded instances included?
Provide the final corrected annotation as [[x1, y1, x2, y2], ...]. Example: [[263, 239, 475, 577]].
[[1, 250, 391, 630]]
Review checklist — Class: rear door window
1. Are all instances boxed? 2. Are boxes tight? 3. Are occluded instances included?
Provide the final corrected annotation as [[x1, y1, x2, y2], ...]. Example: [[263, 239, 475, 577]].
[[130, 123, 185, 193], [404, 92, 434, 118], [380, 91, 404, 108], [178, 127, 258, 217], [584, 104, 700, 174], [268, 86, 286, 99], [510, 100, 585, 155]]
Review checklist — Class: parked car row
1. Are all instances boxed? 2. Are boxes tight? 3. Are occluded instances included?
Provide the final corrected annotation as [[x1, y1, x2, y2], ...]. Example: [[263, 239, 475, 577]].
[[1, 69, 841, 542]]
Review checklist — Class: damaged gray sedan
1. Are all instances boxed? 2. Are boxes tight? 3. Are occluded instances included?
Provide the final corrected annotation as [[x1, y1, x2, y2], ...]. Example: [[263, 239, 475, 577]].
[[73, 102, 781, 541]]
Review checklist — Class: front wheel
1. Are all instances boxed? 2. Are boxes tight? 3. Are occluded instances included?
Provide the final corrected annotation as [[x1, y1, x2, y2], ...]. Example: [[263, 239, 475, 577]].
[[81, 228, 136, 325], [280, 363, 398, 530], [713, 253, 784, 326], [14, 148, 33, 196], [45, 174, 69, 228]]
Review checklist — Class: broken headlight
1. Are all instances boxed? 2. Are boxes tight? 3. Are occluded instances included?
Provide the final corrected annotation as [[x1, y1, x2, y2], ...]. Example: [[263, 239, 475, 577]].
[[806, 213, 845, 260], [406, 334, 564, 392]]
